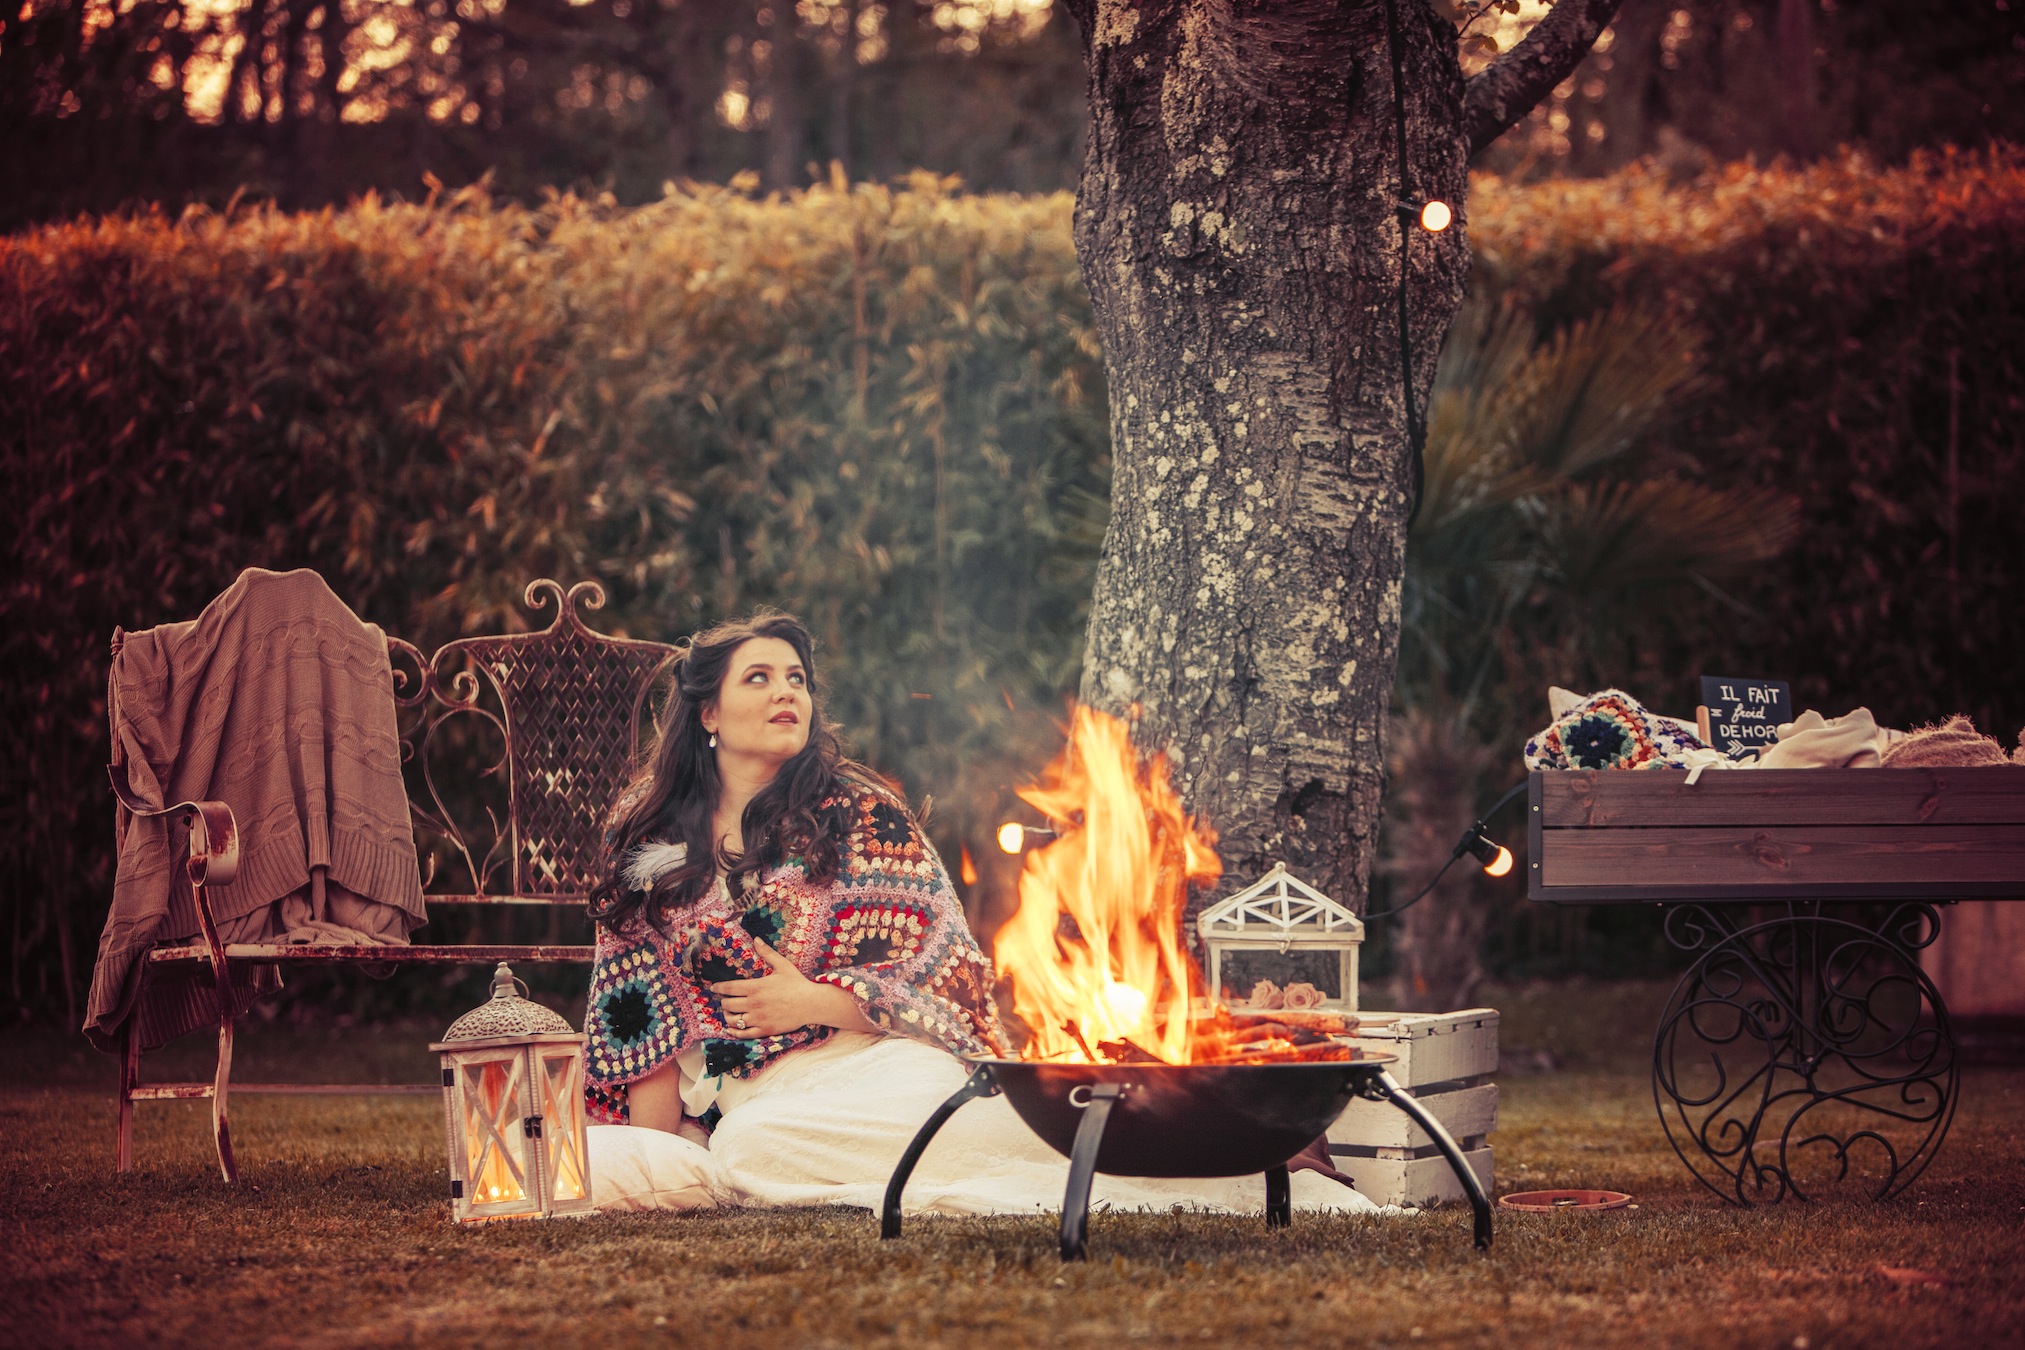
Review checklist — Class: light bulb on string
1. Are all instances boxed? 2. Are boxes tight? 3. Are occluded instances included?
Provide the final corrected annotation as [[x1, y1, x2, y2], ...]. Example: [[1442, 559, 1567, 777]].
[[1460, 828, 1513, 877], [996, 820, 1061, 854], [1396, 198, 1452, 233]]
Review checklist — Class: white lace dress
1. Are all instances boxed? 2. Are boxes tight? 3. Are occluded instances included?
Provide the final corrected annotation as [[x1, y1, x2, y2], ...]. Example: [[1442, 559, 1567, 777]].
[[587, 1030, 1389, 1217]]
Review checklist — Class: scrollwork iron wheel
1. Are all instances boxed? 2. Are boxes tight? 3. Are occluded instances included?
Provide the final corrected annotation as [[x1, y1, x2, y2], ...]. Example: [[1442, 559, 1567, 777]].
[[1652, 905, 1957, 1206]]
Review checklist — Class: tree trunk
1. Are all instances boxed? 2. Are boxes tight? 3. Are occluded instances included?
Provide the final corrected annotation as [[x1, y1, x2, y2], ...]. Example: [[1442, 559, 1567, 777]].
[[227, 0, 272, 125], [763, 17, 805, 189], [1592, 0, 1668, 171], [641, 0, 727, 184], [831, 0, 860, 177], [1061, 0, 1620, 915], [1066, 0, 1471, 907], [1776, 0, 1816, 160]]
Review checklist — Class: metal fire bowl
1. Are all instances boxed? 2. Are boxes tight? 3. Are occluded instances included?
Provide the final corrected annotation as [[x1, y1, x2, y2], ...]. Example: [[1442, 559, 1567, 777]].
[[967, 1053, 1398, 1178]]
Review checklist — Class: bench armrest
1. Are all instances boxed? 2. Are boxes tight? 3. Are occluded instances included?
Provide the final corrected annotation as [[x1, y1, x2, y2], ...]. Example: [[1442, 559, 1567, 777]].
[[107, 767, 242, 892]]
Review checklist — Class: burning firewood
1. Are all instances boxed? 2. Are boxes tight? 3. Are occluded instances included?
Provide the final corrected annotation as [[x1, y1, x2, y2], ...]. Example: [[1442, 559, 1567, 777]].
[[1229, 1008, 1358, 1035], [1201, 1039, 1364, 1066]]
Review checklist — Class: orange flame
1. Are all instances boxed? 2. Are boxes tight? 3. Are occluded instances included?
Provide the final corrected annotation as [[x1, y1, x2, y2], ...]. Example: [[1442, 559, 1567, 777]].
[[993, 706, 1224, 1064]]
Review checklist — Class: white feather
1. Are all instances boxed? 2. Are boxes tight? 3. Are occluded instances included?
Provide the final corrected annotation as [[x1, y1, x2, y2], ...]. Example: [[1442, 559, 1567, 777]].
[[623, 840, 689, 893]]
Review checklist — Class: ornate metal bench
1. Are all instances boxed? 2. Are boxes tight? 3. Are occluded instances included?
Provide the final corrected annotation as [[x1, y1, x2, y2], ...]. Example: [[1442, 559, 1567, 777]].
[[1527, 766, 2025, 1204], [114, 580, 679, 1183]]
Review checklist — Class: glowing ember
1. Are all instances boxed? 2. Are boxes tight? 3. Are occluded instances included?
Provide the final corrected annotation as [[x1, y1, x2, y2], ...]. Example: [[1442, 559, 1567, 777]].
[[993, 706, 1219, 1064]]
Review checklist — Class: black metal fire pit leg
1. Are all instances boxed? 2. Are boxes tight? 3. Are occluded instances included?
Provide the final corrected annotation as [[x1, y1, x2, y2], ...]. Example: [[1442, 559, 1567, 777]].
[[881, 1065, 1001, 1239], [1059, 1082, 1125, 1261], [1265, 1164, 1291, 1228], [1372, 1069, 1492, 1252]]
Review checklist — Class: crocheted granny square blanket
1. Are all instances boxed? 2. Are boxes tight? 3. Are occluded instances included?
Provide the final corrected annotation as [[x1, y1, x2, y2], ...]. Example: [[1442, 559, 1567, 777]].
[[583, 787, 1006, 1124], [1524, 688, 1709, 772]]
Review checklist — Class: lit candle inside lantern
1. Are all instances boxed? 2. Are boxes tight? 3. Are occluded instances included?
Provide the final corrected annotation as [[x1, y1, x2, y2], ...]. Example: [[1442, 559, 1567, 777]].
[[432, 962, 594, 1223]]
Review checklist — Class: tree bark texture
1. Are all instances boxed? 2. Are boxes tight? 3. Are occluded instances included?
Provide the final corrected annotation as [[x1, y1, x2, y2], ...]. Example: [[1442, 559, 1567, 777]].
[[1063, 0, 1615, 911], [1066, 0, 1470, 907]]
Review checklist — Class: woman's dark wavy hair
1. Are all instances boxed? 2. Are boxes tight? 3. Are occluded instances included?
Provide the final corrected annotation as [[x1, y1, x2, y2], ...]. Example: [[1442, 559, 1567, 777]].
[[587, 610, 892, 934]]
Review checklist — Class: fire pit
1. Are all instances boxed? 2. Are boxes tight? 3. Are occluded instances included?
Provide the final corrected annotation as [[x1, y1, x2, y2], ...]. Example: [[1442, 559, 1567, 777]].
[[880, 1053, 1492, 1258], [884, 708, 1493, 1259]]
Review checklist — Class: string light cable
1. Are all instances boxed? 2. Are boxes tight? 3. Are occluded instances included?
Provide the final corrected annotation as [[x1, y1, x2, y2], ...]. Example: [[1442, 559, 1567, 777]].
[[1381, 0, 1454, 525], [1362, 779, 1527, 920], [995, 774, 1522, 921]]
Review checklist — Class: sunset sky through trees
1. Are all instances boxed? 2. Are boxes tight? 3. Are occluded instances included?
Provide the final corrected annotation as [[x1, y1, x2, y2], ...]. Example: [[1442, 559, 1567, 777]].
[[2, 0, 2019, 231]]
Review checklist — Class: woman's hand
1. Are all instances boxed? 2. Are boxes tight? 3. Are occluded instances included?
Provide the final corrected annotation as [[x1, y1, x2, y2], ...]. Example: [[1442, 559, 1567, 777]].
[[712, 940, 876, 1037]]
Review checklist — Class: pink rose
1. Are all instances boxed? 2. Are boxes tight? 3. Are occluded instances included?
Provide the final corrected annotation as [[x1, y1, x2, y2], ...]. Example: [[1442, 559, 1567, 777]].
[[1282, 982, 1324, 1010], [1245, 980, 1284, 1010]]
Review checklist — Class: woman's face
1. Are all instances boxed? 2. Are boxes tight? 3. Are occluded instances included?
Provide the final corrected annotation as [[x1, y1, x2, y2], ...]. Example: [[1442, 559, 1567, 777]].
[[701, 636, 812, 770]]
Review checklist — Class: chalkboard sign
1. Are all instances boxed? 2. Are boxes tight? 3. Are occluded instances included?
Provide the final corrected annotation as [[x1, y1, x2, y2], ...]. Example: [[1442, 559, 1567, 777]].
[[1698, 676, 1793, 757]]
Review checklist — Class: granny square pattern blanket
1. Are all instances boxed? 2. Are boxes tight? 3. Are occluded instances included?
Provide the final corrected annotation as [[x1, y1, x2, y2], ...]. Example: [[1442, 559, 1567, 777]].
[[583, 787, 1005, 1123]]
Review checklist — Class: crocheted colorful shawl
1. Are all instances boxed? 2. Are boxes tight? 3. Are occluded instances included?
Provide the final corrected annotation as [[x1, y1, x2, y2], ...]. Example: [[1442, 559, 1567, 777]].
[[583, 785, 1006, 1125]]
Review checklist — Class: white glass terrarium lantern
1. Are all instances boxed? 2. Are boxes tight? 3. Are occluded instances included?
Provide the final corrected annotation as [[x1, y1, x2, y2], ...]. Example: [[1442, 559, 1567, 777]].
[[1196, 863, 1366, 1011], [430, 963, 593, 1223]]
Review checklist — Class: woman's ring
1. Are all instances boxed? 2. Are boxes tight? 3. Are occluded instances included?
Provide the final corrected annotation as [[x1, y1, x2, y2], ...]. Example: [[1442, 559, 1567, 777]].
[[733, 1014, 748, 1030]]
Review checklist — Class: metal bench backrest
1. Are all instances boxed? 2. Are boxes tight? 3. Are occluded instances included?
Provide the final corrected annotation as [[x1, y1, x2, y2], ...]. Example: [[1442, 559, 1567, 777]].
[[391, 580, 680, 904]]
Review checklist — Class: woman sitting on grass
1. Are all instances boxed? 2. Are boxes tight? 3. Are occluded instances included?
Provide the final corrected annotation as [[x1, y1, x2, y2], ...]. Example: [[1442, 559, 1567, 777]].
[[581, 611, 1385, 1217]]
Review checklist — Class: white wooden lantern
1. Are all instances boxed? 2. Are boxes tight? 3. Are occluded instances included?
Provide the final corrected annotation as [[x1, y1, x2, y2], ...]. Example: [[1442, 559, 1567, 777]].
[[430, 963, 594, 1223], [1196, 863, 1366, 1011]]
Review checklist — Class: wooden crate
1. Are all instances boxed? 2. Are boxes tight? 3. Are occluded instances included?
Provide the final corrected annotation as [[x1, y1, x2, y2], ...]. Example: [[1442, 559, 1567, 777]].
[[1325, 1009, 1498, 1208], [1331, 1148, 1495, 1211], [1345, 1008, 1498, 1084], [1527, 767, 2025, 904], [1331, 1081, 1497, 1150]]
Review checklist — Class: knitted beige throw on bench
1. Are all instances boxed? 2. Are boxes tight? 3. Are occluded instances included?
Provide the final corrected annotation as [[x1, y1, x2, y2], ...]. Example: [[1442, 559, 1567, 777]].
[[86, 568, 426, 1052]]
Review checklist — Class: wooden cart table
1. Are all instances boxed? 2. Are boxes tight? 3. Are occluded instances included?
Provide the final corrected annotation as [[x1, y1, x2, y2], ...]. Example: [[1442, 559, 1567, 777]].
[[1527, 767, 2025, 1204]]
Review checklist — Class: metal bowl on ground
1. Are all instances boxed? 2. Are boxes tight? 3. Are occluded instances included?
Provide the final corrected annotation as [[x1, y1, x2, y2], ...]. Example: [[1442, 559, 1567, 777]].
[[881, 1047, 1494, 1258], [971, 1055, 1393, 1177]]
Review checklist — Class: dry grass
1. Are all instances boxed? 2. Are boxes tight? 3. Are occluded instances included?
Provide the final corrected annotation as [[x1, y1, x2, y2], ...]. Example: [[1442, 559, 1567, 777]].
[[5, 982, 2023, 1349]]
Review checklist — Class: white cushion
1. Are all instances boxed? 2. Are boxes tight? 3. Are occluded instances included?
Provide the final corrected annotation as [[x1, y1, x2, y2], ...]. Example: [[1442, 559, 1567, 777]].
[[587, 1124, 729, 1211]]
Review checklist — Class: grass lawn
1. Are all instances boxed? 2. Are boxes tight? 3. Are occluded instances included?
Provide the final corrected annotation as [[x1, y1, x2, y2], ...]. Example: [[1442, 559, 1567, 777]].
[[4, 981, 2022, 1348]]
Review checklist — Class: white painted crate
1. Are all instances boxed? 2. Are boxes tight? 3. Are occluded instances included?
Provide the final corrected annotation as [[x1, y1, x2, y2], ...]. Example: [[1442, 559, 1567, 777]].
[[1345, 1008, 1498, 1087], [1330, 1147, 1495, 1210], [1331, 1081, 1497, 1151], [1326, 1008, 1498, 1208]]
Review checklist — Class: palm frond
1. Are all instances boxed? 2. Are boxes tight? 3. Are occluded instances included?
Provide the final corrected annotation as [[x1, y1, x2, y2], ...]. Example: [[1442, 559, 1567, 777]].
[[1417, 295, 1550, 537], [1502, 303, 1700, 478], [1528, 478, 1801, 597], [1399, 292, 1792, 732]]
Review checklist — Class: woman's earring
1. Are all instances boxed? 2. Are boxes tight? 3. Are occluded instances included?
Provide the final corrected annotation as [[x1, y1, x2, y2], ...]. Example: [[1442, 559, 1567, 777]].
[[708, 732, 718, 749]]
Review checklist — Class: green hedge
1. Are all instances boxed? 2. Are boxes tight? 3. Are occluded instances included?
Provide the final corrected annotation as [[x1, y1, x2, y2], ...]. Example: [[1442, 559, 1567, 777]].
[[0, 175, 1108, 1023], [6, 150, 2021, 1025], [1471, 146, 2025, 738]]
